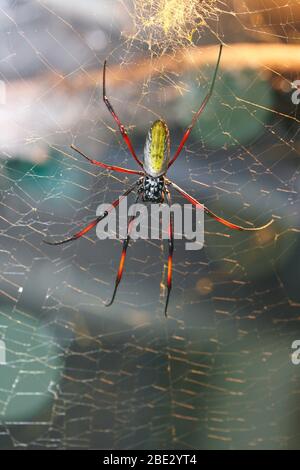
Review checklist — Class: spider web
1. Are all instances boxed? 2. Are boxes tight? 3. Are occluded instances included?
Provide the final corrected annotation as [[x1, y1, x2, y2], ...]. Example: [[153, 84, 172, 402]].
[[0, 0, 300, 450]]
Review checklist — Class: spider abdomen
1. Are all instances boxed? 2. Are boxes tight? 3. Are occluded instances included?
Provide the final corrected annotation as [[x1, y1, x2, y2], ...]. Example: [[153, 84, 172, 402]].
[[143, 120, 170, 177], [139, 176, 165, 203]]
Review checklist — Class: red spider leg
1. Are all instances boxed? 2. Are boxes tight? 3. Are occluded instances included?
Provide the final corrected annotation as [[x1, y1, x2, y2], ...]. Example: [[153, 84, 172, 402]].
[[168, 45, 223, 169], [103, 60, 143, 168], [43, 183, 138, 246], [168, 181, 274, 231], [164, 191, 174, 317], [71, 145, 144, 176], [106, 195, 140, 307]]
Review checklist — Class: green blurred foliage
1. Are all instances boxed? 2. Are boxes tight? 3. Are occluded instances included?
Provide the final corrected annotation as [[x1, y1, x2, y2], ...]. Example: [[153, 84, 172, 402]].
[[178, 69, 274, 148]]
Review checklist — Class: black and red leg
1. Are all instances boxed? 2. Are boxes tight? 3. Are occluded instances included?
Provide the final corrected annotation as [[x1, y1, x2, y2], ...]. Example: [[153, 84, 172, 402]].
[[43, 182, 139, 246], [168, 180, 274, 231], [71, 144, 144, 176], [164, 190, 174, 317], [103, 60, 143, 168], [106, 195, 140, 307], [168, 44, 223, 169]]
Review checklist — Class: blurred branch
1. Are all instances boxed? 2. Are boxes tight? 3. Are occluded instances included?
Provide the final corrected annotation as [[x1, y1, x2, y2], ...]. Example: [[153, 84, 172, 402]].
[[2, 42, 300, 160], [5, 43, 300, 95], [68, 43, 300, 92]]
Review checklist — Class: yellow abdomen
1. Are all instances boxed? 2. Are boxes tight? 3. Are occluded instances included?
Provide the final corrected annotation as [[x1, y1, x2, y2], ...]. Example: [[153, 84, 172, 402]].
[[143, 120, 170, 177]]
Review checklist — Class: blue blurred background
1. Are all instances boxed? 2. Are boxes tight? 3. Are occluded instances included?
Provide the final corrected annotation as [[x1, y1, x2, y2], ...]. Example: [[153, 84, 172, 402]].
[[0, 0, 300, 449]]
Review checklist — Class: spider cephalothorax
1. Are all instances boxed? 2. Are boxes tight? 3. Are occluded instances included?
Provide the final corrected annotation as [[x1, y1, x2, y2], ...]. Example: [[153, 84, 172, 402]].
[[139, 175, 165, 203], [44, 45, 274, 316]]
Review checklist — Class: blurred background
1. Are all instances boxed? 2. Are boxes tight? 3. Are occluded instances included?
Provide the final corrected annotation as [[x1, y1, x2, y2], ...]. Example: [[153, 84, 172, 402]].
[[1, 0, 300, 450]]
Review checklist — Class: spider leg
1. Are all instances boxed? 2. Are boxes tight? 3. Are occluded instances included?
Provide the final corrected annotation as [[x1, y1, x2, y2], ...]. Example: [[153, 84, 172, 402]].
[[71, 145, 144, 176], [43, 183, 139, 246], [103, 60, 143, 168], [105, 194, 140, 307], [164, 191, 174, 317], [168, 180, 274, 231], [168, 44, 223, 169]]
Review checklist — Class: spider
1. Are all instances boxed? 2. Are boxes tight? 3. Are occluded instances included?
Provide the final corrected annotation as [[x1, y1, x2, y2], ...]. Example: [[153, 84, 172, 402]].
[[44, 45, 273, 316]]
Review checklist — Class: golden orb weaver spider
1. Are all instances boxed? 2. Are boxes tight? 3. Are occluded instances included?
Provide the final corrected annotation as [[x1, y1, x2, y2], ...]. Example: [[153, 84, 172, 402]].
[[44, 45, 274, 316]]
